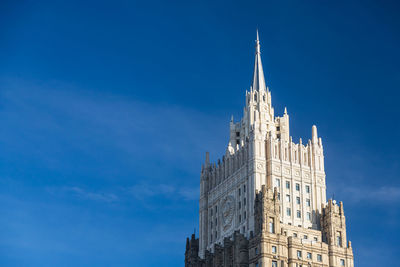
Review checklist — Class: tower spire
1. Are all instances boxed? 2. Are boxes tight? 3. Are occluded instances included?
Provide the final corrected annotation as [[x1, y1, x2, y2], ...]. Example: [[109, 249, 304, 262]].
[[252, 30, 267, 92]]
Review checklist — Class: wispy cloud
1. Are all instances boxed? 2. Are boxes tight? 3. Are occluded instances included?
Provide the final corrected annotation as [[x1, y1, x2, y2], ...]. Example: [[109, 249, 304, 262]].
[[46, 186, 119, 203], [129, 183, 198, 201], [334, 185, 400, 204], [0, 79, 227, 178]]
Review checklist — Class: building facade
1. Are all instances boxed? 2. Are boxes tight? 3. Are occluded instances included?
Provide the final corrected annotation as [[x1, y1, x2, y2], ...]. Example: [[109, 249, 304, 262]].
[[186, 32, 354, 267]]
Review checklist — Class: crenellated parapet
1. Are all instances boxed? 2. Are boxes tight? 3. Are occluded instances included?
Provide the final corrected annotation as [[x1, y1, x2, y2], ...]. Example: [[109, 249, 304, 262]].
[[265, 126, 324, 170], [201, 139, 251, 194]]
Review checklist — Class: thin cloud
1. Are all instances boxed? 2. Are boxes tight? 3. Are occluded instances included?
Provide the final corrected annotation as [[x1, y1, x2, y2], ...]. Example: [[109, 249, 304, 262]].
[[0, 79, 227, 176], [129, 183, 198, 201], [338, 185, 400, 204], [47, 186, 119, 203]]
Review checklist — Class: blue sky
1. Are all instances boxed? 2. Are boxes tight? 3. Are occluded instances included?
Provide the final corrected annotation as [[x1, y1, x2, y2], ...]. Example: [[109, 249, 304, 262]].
[[0, 0, 399, 266]]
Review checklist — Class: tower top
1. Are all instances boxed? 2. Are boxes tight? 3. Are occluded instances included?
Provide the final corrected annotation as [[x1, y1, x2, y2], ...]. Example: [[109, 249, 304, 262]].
[[252, 30, 267, 92]]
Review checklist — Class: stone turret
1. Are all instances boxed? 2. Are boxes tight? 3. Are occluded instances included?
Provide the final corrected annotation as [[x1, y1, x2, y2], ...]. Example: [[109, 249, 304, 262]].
[[254, 185, 281, 235], [185, 234, 201, 267], [321, 200, 354, 267]]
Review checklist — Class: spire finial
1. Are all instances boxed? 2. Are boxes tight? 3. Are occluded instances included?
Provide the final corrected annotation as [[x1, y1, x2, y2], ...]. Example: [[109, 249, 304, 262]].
[[252, 30, 266, 92], [255, 30, 261, 55]]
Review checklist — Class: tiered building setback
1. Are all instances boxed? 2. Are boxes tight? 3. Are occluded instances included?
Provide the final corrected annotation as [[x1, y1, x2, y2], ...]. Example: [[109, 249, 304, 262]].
[[185, 32, 354, 267]]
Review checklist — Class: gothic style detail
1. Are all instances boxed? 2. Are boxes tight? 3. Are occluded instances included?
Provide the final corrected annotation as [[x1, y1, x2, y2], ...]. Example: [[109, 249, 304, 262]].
[[186, 32, 354, 267]]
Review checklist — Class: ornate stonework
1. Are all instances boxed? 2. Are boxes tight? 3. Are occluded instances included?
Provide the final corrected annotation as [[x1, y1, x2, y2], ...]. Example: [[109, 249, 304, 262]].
[[186, 32, 354, 267], [221, 195, 235, 232]]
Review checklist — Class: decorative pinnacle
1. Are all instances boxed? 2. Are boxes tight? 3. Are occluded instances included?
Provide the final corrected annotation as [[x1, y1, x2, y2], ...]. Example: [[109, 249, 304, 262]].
[[252, 30, 266, 92], [255, 30, 261, 54]]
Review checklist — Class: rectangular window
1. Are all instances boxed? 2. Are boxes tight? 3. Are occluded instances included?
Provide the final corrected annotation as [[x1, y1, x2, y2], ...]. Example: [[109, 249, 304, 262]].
[[296, 183, 300, 191], [297, 210, 301, 218], [255, 247, 258, 255], [210, 209, 213, 216], [306, 199, 310, 206], [244, 211, 246, 219], [269, 217, 275, 233], [340, 259, 345, 266], [314, 237, 318, 241], [238, 188, 241, 196], [317, 254, 322, 262], [286, 208, 291, 216], [210, 234, 213, 242], [239, 215, 241, 223], [272, 261, 277, 267], [307, 252, 312, 259], [215, 206, 218, 213], [244, 184, 246, 192], [305, 185, 310, 193], [286, 181, 290, 189], [296, 196, 300, 204], [239, 201, 241, 209], [297, 250, 302, 259], [272, 246, 277, 253], [307, 212, 311, 221], [275, 178, 280, 187], [210, 222, 213, 229], [215, 218, 217, 226], [304, 235, 308, 239], [286, 194, 291, 202], [278, 193, 280, 200], [337, 232, 342, 247], [244, 198, 246, 205], [293, 233, 297, 237]]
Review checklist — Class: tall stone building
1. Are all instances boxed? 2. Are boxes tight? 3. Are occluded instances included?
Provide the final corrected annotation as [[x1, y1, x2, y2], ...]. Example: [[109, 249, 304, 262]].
[[185, 32, 354, 267]]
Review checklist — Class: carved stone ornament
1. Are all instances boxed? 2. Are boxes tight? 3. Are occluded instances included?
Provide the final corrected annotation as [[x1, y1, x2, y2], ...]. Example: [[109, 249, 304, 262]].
[[221, 195, 235, 232]]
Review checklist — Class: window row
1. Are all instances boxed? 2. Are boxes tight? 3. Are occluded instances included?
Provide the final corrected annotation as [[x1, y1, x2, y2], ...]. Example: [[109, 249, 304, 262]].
[[286, 208, 312, 220], [275, 179, 311, 193], [296, 251, 323, 262], [284, 195, 311, 206], [292, 233, 318, 242]]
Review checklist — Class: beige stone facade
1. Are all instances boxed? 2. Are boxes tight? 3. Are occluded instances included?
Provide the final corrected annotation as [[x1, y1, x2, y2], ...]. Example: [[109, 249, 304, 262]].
[[186, 32, 354, 267]]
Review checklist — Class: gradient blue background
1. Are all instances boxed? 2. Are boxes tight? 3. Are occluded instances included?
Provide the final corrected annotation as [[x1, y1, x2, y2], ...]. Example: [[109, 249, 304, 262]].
[[0, 0, 399, 266]]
